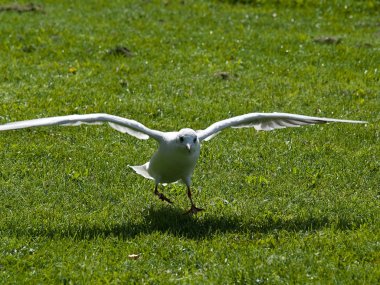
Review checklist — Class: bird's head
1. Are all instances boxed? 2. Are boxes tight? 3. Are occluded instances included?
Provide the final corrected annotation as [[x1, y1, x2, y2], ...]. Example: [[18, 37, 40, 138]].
[[176, 128, 199, 153]]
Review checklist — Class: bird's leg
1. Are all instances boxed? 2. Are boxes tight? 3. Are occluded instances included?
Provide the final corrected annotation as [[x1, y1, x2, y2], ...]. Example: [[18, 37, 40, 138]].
[[185, 186, 204, 214], [154, 184, 173, 204]]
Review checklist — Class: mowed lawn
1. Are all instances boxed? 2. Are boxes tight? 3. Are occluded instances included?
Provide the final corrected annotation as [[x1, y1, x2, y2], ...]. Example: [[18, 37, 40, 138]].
[[0, 0, 379, 283]]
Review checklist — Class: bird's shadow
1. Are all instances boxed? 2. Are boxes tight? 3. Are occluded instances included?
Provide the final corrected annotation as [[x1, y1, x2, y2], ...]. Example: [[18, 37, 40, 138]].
[[53, 206, 359, 240], [8, 206, 360, 240]]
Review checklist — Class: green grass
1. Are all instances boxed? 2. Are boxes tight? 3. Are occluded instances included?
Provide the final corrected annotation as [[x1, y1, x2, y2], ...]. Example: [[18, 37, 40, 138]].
[[0, 0, 379, 283]]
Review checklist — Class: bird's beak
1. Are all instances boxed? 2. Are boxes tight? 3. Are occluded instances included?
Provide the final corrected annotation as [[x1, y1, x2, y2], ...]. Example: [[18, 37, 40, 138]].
[[186, 143, 191, 152]]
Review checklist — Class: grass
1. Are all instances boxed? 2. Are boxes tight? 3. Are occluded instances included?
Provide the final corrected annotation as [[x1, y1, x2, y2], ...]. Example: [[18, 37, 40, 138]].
[[0, 0, 379, 283]]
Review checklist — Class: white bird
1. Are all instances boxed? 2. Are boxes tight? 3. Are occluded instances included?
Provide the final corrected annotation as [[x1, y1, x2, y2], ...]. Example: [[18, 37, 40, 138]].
[[0, 112, 367, 214]]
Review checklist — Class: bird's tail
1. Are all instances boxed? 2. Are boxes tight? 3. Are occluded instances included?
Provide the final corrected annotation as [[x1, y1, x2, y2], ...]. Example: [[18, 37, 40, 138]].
[[129, 163, 154, 180]]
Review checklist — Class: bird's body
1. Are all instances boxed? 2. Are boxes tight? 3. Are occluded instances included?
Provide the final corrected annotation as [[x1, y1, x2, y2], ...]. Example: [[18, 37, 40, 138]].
[[0, 112, 367, 213], [132, 129, 200, 185]]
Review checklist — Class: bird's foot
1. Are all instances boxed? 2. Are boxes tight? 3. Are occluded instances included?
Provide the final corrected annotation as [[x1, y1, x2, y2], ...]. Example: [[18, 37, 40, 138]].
[[185, 204, 204, 215], [156, 193, 173, 204]]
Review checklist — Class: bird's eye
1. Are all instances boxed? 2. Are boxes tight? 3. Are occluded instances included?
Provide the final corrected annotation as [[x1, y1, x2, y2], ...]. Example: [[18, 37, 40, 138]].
[[179, 136, 184, 142], [193, 138, 197, 143]]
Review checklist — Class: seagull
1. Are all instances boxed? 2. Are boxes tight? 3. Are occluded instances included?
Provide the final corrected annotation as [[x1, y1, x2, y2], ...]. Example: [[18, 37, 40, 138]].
[[0, 112, 367, 214]]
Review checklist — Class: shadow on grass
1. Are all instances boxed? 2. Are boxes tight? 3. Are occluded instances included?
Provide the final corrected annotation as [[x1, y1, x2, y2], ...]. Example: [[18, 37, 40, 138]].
[[13, 206, 362, 240], [108, 208, 360, 240]]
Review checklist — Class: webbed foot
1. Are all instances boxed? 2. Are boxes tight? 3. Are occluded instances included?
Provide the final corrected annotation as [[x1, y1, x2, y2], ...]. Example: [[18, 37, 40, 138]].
[[185, 204, 204, 215], [157, 192, 173, 204], [154, 185, 173, 204]]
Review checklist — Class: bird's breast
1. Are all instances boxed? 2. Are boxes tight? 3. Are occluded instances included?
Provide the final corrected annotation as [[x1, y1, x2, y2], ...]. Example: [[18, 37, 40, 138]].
[[147, 147, 200, 183]]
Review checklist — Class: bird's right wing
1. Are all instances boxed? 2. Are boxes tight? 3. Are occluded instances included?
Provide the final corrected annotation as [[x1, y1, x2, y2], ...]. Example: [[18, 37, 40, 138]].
[[0, 113, 165, 141]]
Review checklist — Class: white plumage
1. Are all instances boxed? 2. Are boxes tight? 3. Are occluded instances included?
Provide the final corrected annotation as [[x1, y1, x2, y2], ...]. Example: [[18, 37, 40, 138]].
[[0, 112, 366, 213]]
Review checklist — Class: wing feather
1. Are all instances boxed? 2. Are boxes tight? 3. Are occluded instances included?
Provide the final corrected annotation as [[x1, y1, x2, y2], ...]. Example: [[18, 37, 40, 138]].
[[197, 112, 367, 141], [0, 113, 164, 141]]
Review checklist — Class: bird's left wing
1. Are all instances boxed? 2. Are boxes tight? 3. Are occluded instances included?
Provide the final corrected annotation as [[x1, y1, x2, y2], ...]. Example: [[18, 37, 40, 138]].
[[0, 113, 165, 141], [197, 112, 367, 141]]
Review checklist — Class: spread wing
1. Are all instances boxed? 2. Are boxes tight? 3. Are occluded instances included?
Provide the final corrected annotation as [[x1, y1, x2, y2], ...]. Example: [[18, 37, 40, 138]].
[[197, 112, 367, 141], [0, 113, 165, 141]]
